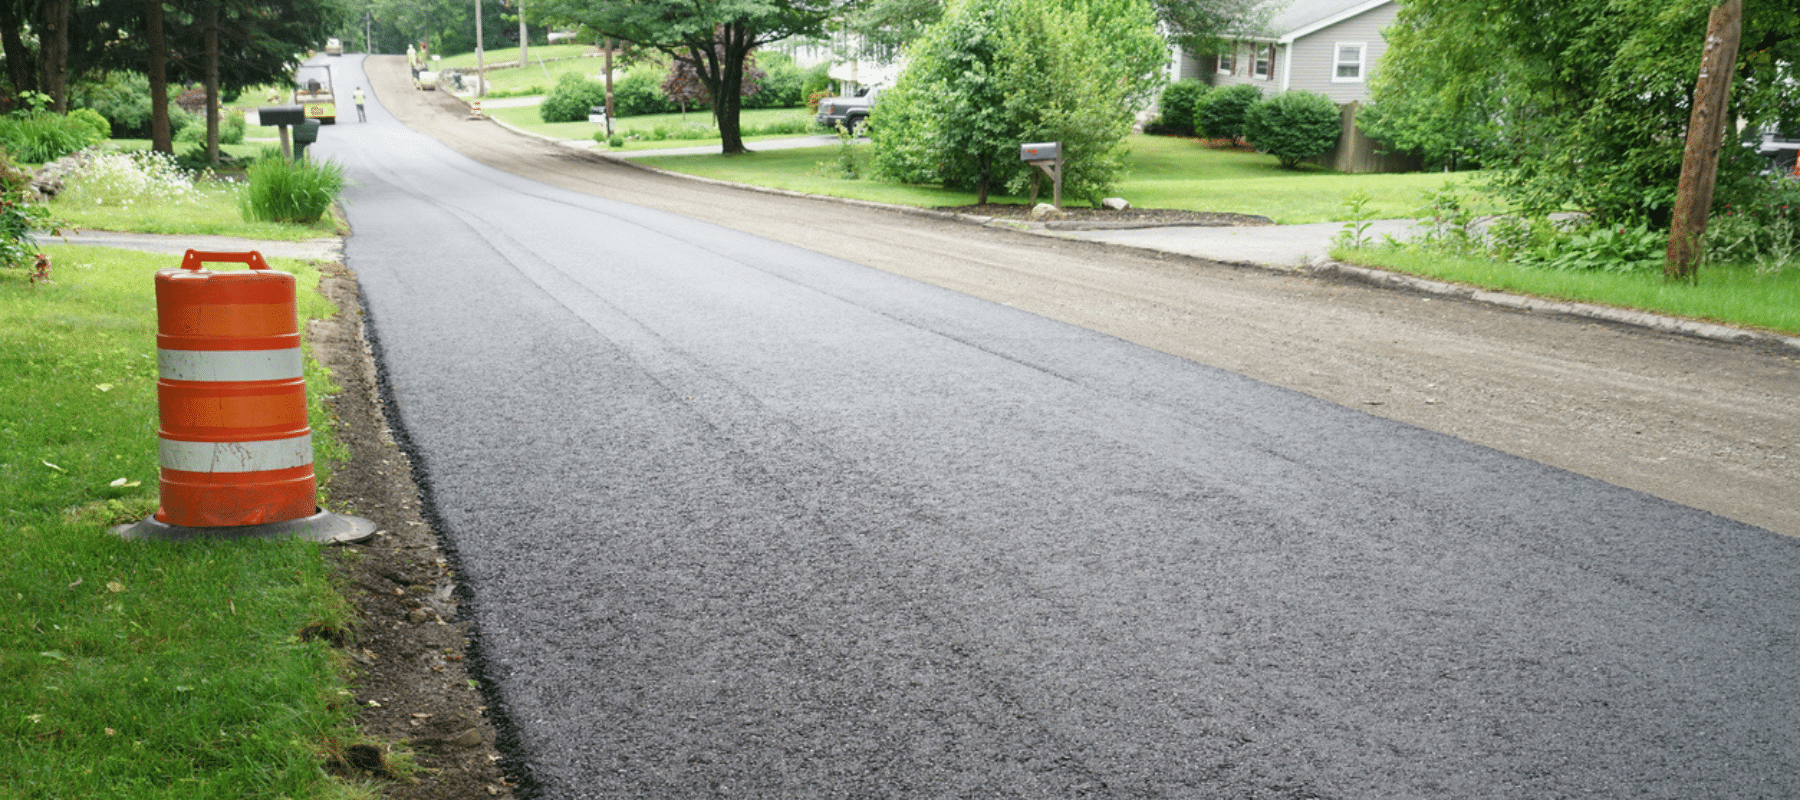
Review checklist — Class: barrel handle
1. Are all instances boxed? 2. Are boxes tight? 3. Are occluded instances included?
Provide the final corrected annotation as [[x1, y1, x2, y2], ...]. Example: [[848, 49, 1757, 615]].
[[180, 249, 271, 271]]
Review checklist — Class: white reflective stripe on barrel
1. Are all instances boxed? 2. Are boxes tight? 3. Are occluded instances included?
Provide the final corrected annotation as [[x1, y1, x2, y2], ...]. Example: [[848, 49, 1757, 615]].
[[158, 348, 304, 382], [159, 434, 314, 473]]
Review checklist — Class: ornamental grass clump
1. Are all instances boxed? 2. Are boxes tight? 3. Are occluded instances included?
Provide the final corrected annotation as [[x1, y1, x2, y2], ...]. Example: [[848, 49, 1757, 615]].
[[241, 151, 345, 224]]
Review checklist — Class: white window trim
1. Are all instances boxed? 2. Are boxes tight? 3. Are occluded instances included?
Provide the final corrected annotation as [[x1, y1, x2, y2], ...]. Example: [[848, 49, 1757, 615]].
[[1333, 41, 1367, 83], [1217, 43, 1236, 75], [1252, 44, 1273, 80]]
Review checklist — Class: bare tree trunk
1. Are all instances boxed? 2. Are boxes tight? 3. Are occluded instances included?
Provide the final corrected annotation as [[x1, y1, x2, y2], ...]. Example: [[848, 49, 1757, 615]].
[[0, 2, 36, 97], [38, 0, 70, 111], [147, 0, 173, 154], [1665, 0, 1743, 282], [205, 0, 222, 165]]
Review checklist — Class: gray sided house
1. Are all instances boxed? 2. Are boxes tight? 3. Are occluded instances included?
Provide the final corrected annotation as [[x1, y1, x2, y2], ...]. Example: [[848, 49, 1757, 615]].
[[1169, 0, 1418, 173]]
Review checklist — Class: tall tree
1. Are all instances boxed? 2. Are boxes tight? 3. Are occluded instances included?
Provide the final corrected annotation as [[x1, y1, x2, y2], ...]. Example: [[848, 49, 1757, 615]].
[[146, 0, 171, 153], [844, 0, 1263, 63], [872, 0, 1164, 205], [38, 0, 71, 110], [530, 0, 857, 153], [1366, 0, 1800, 227], [157, 0, 350, 161]]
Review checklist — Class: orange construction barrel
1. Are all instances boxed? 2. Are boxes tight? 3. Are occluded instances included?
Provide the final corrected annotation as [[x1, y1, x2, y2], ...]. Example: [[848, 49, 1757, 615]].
[[152, 250, 316, 528]]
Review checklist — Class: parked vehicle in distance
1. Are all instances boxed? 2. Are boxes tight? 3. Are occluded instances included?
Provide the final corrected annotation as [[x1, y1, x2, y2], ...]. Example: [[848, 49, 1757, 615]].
[[1757, 126, 1800, 175], [325, 37, 342, 56], [816, 87, 882, 133], [294, 64, 336, 124]]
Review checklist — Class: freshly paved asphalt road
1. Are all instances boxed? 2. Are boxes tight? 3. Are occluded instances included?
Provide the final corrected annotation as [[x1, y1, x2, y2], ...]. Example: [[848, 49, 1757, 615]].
[[316, 55, 1800, 798]]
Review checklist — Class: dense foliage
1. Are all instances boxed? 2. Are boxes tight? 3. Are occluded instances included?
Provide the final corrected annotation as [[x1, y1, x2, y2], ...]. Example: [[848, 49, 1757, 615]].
[[540, 72, 612, 123], [0, 146, 46, 269], [871, 0, 1165, 206], [529, 0, 857, 152], [1243, 90, 1340, 169], [844, 0, 1267, 61], [0, 111, 107, 164], [1156, 80, 1208, 137], [1362, 0, 1800, 226], [1192, 82, 1261, 144]]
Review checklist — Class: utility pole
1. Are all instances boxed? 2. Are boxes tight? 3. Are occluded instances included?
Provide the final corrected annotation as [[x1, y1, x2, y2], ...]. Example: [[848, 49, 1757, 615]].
[[474, 0, 486, 97], [1665, 0, 1743, 282], [604, 37, 615, 137], [517, 0, 527, 67]]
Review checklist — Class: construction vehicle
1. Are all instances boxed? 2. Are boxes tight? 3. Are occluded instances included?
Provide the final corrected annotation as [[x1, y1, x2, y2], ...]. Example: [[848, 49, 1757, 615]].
[[294, 64, 337, 124]]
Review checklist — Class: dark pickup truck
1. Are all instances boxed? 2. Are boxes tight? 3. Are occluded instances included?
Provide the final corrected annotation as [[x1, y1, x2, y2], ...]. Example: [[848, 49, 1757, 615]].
[[816, 87, 882, 132]]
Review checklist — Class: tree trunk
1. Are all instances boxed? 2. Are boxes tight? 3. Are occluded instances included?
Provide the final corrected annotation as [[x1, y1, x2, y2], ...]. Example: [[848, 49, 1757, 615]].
[[0, 2, 35, 97], [715, 26, 750, 154], [204, 0, 221, 165], [147, 0, 172, 154], [38, 0, 70, 111], [1665, 0, 1743, 282]]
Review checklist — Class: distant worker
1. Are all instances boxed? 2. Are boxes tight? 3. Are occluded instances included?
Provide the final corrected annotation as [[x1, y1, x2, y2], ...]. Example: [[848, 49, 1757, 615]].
[[353, 87, 366, 122], [407, 44, 420, 78]]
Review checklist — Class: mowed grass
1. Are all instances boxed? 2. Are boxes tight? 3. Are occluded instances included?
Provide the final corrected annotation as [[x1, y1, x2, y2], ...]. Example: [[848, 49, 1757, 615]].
[[485, 104, 822, 152], [1335, 246, 1800, 335], [0, 246, 371, 799], [633, 133, 1498, 223]]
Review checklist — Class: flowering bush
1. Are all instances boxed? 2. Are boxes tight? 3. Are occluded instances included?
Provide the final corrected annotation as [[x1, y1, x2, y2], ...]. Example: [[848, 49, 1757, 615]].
[[0, 146, 48, 269], [57, 149, 202, 208]]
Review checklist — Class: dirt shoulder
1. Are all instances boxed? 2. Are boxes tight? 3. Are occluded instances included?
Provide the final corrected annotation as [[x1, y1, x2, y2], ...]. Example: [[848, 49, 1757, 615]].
[[311, 262, 515, 798]]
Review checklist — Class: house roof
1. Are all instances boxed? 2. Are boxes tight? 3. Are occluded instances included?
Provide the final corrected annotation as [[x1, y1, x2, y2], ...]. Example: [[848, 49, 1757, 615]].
[[1241, 0, 1394, 42]]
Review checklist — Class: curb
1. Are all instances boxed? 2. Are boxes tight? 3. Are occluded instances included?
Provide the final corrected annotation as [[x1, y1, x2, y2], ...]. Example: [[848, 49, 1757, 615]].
[[477, 112, 1800, 357]]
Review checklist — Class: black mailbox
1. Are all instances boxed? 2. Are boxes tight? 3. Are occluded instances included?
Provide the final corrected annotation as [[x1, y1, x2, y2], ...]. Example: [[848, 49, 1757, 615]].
[[258, 105, 306, 127], [293, 119, 321, 144]]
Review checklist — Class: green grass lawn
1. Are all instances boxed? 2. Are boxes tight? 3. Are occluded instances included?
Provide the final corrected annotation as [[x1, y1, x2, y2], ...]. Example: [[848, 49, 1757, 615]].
[[632, 134, 1498, 224], [430, 44, 602, 97], [0, 246, 373, 799], [54, 142, 342, 240], [1335, 246, 1800, 335], [486, 105, 819, 152]]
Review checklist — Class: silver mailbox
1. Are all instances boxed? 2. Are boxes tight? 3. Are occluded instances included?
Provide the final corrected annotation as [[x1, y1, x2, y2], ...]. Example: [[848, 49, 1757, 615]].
[[1019, 142, 1060, 161]]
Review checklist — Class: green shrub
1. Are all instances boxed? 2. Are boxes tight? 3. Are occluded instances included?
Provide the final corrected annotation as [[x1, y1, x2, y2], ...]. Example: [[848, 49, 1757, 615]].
[[240, 152, 344, 224], [1157, 81, 1208, 136], [1244, 90, 1342, 168], [0, 146, 47, 269], [71, 71, 154, 138], [0, 111, 107, 163], [184, 111, 249, 146], [613, 65, 678, 117], [67, 107, 111, 140], [539, 72, 609, 123], [744, 51, 806, 109], [1194, 83, 1263, 144]]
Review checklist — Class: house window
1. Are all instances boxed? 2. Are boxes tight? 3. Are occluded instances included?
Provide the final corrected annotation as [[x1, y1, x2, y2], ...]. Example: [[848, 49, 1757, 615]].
[[1253, 45, 1272, 80], [1217, 44, 1236, 75], [1334, 42, 1366, 82]]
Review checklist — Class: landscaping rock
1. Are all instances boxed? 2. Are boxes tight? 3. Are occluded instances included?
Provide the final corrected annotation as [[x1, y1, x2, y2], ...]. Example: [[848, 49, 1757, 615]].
[[1103, 197, 1131, 211]]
